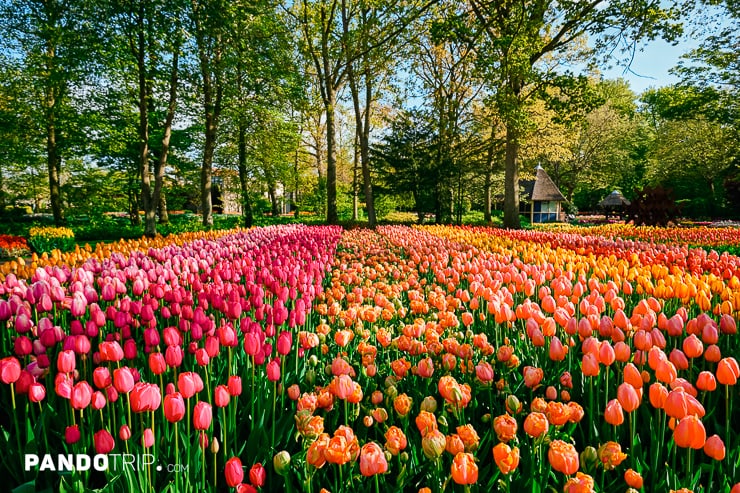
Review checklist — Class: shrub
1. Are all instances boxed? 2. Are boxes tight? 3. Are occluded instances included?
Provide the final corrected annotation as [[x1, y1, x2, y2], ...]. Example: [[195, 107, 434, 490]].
[[28, 227, 76, 253]]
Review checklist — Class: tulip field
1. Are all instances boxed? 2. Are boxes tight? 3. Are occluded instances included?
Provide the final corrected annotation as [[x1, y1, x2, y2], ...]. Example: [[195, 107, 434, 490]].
[[1, 224, 740, 493]]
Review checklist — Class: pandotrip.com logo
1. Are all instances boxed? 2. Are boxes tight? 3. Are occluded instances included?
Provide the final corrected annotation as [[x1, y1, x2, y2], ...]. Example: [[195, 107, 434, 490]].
[[24, 454, 189, 473]]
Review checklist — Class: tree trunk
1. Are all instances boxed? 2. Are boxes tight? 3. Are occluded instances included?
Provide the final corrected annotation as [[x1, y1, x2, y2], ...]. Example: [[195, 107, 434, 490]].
[[483, 121, 497, 223], [45, 41, 64, 226], [325, 87, 338, 224], [237, 121, 253, 228], [152, 24, 180, 232], [158, 193, 169, 224], [136, 1, 155, 237], [352, 133, 358, 221], [503, 121, 521, 229], [268, 182, 280, 216]]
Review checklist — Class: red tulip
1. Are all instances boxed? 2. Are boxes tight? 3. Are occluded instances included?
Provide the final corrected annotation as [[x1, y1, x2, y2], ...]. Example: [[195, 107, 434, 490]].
[[113, 367, 134, 394], [214, 385, 230, 407], [0, 357, 21, 384], [148, 353, 166, 375], [28, 382, 46, 402], [249, 463, 266, 487], [94, 429, 115, 454], [93, 367, 111, 389], [225, 457, 244, 487], [119, 424, 132, 441], [267, 358, 281, 382], [130, 382, 162, 413], [228, 376, 242, 396], [99, 341, 124, 362], [164, 392, 186, 423], [65, 425, 81, 444], [178, 371, 203, 399], [193, 400, 212, 430], [56, 350, 76, 373], [71, 381, 93, 410], [142, 428, 154, 448]]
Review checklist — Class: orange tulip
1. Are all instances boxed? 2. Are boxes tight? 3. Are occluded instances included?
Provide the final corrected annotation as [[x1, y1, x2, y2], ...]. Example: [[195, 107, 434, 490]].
[[393, 393, 412, 416], [415, 411, 438, 437], [703, 434, 725, 460], [523, 412, 549, 437], [673, 415, 706, 449], [384, 426, 407, 456], [548, 439, 579, 475], [624, 468, 643, 488], [307, 433, 330, 468], [456, 424, 480, 452], [682, 334, 703, 359], [493, 414, 518, 442], [546, 401, 571, 426], [582, 353, 599, 377], [450, 452, 478, 485], [492, 442, 520, 475], [523, 366, 544, 389], [649, 382, 669, 409], [359, 442, 388, 476], [623, 363, 643, 389], [617, 383, 641, 413], [563, 472, 595, 493], [604, 399, 624, 426], [597, 441, 627, 470], [445, 434, 465, 455], [696, 371, 717, 392], [717, 357, 740, 385]]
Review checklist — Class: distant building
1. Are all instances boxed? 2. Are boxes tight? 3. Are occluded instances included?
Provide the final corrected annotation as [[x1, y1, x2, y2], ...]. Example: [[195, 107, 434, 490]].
[[598, 190, 630, 218], [520, 165, 566, 223]]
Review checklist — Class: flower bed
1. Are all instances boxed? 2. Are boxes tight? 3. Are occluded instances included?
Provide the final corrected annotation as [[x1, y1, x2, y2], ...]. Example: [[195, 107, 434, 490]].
[[0, 224, 738, 493], [0, 234, 30, 259]]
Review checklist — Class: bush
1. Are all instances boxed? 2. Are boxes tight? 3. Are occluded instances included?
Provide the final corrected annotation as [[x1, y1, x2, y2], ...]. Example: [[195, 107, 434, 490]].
[[28, 227, 76, 253]]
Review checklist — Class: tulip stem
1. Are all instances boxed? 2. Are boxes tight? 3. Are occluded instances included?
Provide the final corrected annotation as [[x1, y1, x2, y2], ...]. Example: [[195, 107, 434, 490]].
[[11, 383, 21, 463], [174, 422, 180, 493], [726, 384, 730, 466], [272, 380, 277, 449], [222, 407, 228, 458], [213, 448, 217, 490], [374, 473, 380, 493]]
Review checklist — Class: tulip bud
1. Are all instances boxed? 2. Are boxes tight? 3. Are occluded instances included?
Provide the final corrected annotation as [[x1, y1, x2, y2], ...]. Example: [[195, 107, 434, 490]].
[[273, 451, 291, 476], [580, 445, 598, 469], [438, 415, 448, 429], [420, 396, 437, 413], [210, 437, 219, 454], [506, 395, 522, 414]]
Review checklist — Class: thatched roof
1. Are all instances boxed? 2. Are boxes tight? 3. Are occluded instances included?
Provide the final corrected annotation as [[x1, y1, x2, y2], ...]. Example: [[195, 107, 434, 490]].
[[521, 165, 566, 202], [599, 190, 630, 208]]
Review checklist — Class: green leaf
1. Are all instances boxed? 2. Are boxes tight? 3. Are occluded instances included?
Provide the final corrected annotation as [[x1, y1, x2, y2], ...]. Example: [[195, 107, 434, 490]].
[[11, 481, 36, 493]]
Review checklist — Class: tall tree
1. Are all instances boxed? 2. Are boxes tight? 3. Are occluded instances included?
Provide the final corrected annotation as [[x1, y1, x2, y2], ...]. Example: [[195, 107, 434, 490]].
[[467, 0, 682, 228], [0, 0, 96, 225], [189, 0, 229, 229]]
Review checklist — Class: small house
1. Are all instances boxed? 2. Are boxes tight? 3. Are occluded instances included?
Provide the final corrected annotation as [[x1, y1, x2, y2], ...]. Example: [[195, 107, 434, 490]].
[[598, 190, 630, 218], [519, 165, 567, 223]]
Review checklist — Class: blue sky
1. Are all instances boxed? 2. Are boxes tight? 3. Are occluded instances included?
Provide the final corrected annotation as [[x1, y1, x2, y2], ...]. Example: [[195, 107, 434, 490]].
[[600, 38, 694, 94]]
